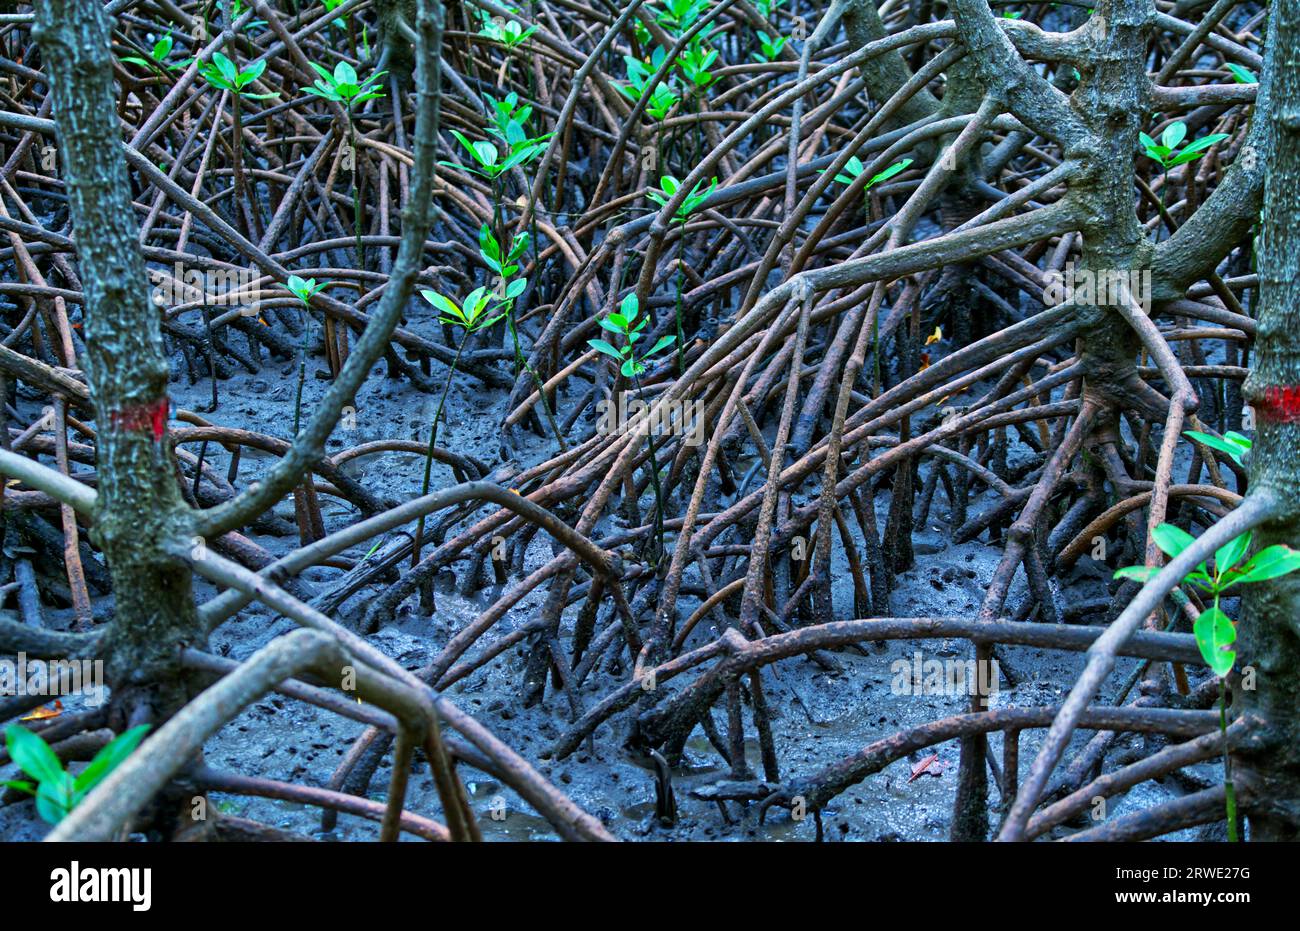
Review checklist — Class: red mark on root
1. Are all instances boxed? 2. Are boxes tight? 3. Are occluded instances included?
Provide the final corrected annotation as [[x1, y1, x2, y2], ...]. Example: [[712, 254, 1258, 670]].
[[1256, 386, 1300, 425], [109, 396, 169, 442]]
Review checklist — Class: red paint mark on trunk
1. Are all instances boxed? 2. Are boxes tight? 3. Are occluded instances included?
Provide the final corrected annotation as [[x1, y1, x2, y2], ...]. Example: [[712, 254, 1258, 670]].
[[110, 396, 169, 442], [1257, 386, 1300, 424]]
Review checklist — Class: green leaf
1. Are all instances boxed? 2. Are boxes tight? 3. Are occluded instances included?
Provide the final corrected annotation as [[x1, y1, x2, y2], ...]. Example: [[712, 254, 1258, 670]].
[[1215, 531, 1251, 576], [1184, 429, 1247, 464], [588, 339, 624, 361], [462, 287, 490, 320], [1231, 545, 1300, 585], [1151, 522, 1196, 560], [1179, 133, 1229, 156], [1160, 121, 1187, 152], [334, 60, 358, 87], [451, 130, 479, 158], [35, 777, 73, 824], [5, 725, 65, 787], [646, 334, 676, 355], [473, 141, 499, 168], [479, 225, 500, 261], [213, 51, 238, 84], [1227, 63, 1256, 84], [421, 290, 461, 319], [242, 58, 267, 85], [620, 293, 639, 320], [0, 780, 35, 795], [1167, 149, 1207, 168], [303, 84, 340, 101], [867, 158, 913, 188], [74, 725, 151, 796], [1193, 604, 1236, 677], [498, 145, 541, 173], [1113, 565, 1160, 583], [682, 177, 717, 215]]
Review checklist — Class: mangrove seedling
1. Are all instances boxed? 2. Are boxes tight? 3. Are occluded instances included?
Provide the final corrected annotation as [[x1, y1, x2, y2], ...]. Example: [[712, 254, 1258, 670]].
[[303, 60, 387, 268], [1139, 120, 1230, 229], [589, 293, 677, 378], [1139, 122, 1230, 172], [589, 294, 676, 561], [646, 175, 716, 370], [752, 31, 787, 62], [445, 130, 545, 180], [821, 155, 913, 216], [477, 8, 537, 48], [650, 0, 710, 35], [303, 60, 387, 109], [2, 724, 151, 825], [198, 51, 276, 99], [677, 36, 719, 90], [1117, 524, 1300, 840], [620, 49, 680, 121], [484, 92, 555, 154], [645, 174, 716, 221], [199, 51, 277, 238], [286, 274, 329, 435], [120, 33, 189, 73], [410, 282, 512, 565]]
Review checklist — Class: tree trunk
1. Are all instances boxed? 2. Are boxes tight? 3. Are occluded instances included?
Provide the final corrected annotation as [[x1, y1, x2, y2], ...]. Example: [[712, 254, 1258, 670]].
[[32, 0, 202, 725], [1237, 0, 1300, 841]]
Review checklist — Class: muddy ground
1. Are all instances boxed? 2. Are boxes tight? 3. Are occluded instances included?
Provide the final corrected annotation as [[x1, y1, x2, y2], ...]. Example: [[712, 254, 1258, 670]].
[[0, 330, 1228, 843]]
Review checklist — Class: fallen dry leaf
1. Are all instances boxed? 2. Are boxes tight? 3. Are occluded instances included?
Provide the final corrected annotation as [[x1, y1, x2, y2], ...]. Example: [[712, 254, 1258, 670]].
[[20, 700, 63, 721], [908, 753, 939, 782]]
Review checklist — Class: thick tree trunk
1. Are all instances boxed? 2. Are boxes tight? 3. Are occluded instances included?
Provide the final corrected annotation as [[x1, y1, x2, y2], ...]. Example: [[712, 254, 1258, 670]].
[[32, 0, 201, 723], [1237, 0, 1300, 841]]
